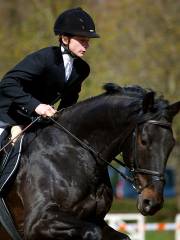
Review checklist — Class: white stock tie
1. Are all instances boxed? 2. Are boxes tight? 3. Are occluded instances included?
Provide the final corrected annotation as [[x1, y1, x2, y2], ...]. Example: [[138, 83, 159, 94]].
[[61, 46, 74, 81]]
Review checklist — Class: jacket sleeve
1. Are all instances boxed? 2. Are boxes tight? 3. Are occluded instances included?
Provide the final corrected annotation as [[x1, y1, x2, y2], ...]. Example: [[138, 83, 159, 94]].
[[0, 50, 46, 115], [58, 82, 82, 110]]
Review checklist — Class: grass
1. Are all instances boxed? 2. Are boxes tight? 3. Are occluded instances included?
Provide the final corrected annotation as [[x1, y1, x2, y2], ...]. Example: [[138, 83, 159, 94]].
[[146, 231, 174, 240], [119, 231, 174, 240], [109, 198, 177, 239]]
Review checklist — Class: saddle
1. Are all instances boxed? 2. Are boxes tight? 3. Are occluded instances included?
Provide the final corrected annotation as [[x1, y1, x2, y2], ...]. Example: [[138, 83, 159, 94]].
[[0, 128, 24, 195]]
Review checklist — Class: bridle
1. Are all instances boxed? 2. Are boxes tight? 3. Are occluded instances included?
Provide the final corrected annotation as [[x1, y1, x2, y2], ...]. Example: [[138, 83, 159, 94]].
[[48, 116, 172, 194], [127, 119, 172, 193]]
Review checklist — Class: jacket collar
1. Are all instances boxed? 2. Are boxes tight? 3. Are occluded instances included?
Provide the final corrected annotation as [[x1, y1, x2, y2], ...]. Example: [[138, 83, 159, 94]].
[[52, 46, 80, 87]]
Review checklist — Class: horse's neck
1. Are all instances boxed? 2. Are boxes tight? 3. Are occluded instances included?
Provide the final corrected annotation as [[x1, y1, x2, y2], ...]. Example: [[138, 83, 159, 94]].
[[60, 98, 135, 157]]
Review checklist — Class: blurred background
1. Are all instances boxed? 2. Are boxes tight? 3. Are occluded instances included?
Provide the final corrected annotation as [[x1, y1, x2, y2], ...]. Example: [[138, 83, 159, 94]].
[[0, 0, 179, 238]]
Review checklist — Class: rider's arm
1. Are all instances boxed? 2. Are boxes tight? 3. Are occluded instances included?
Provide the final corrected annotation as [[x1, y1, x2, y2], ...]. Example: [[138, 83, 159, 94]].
[[0, 51, 45, 116]]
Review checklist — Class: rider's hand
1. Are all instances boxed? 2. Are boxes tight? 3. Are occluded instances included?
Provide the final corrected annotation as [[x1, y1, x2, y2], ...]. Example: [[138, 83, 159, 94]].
[[35, 104, 57, 117]]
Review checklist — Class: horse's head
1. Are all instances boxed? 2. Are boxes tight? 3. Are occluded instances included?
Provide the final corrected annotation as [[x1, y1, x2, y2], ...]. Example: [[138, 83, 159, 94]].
[[122, 91, 180, 215]]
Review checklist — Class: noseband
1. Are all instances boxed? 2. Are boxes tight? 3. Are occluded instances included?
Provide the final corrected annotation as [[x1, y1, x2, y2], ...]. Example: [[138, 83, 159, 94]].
[[129, 119, 172, 193]]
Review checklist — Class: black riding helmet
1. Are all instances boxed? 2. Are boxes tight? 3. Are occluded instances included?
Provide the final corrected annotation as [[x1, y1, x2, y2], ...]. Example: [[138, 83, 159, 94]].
[[54, 7, 100, 38]]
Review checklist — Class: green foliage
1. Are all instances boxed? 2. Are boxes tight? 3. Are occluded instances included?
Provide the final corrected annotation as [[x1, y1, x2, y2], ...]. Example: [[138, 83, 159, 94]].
[[0, 1, 179, 101]]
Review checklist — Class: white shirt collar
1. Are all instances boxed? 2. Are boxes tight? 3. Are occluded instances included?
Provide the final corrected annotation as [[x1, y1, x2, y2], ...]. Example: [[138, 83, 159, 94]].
[[61, 46, 74, 81]]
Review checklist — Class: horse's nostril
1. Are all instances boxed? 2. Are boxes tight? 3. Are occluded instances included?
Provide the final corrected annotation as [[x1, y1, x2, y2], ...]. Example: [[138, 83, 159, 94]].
[[143, 199, 152, 212], [142, 198, 162, 215], [143, 199, 151, 206]]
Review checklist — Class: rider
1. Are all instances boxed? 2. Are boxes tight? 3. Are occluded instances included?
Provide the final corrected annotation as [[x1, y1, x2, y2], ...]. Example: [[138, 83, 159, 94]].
[[0, 7, 99, 150]]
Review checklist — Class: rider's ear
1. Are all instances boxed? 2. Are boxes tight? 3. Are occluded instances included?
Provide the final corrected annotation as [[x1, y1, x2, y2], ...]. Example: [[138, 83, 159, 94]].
[[142, 92, 155, 113], [166, 101, 180, 121]]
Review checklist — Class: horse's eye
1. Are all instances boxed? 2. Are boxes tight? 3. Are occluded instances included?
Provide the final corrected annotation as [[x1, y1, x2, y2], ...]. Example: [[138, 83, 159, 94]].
[[141, 139, 147, 146]]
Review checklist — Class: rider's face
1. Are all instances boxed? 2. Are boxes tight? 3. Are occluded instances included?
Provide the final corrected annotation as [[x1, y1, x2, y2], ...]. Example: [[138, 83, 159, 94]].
[[62, 36, 90, 57]]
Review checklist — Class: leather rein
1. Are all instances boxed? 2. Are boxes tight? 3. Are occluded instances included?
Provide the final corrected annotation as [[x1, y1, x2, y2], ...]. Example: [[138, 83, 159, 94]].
[[49, 116, 172, 194]]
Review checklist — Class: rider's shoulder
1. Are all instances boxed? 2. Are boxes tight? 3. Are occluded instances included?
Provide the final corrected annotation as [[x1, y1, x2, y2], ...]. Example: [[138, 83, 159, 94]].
[[29, 46, 60, 57]]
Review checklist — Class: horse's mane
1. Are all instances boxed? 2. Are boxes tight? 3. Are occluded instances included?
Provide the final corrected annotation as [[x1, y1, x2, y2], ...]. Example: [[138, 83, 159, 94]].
[[103, 82, 147, 98], [103, 83, 169, 110], [60, 83, 169, 117]]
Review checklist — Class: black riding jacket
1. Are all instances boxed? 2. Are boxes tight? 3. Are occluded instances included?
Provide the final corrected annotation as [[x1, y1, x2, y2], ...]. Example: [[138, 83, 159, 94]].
[[0, 46, 90, 125]]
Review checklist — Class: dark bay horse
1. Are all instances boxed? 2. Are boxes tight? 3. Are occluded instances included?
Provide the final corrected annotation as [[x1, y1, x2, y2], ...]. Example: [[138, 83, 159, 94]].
[[1, 83, 180, 240]]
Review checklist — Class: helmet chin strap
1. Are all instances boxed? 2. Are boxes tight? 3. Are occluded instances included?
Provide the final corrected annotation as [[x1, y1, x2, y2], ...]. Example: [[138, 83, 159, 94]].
[[61, 40, 77, 58]]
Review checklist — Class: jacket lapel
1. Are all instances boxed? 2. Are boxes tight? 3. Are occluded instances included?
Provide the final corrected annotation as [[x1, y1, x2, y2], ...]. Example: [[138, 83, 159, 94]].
[[66, 59, 80, 87], [52, 46, 66, 88]]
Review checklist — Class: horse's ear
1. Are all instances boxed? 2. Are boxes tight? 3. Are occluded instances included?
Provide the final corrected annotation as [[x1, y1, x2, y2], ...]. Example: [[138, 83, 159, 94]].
[[142, 91, 155, 113], [166, 101, 180, 121]]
